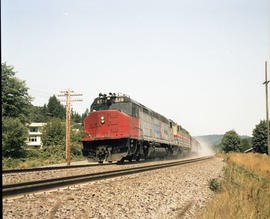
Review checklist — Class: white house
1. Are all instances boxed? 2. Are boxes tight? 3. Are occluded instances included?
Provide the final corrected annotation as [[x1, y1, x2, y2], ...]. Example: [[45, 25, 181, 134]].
[[26, 123, 46, 149]]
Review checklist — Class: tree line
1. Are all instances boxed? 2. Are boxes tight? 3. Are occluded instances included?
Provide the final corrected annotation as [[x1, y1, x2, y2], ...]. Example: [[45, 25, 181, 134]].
[[2, 62, 89, 159], [218, 120, 269, 154]]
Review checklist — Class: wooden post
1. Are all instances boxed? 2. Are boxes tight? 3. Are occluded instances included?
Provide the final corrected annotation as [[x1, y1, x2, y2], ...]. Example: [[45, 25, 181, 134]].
[[263, 61, 270, 155], [58, 89, 83, 165], [66, 89, 71, 165], [266, 62, 270, 155]]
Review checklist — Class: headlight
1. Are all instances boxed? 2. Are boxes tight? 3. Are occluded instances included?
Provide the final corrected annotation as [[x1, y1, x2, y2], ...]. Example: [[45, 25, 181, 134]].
[[100, 116, 105, 124]]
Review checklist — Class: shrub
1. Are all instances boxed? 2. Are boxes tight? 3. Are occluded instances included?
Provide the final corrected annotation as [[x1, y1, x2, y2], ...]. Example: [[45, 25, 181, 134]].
[[41, 118, 66, 147], [209, 178, 222, 192], [2, 117, 28, 158]]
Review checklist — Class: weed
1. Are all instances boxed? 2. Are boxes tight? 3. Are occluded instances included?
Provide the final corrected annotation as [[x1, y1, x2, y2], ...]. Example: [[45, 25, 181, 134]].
[[209, 178, 222, 192]]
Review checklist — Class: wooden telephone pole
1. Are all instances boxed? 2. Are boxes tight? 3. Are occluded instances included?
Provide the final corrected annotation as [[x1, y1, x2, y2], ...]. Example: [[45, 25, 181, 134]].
[[58, 89, 83, 165], [263, 61, 270, 156]]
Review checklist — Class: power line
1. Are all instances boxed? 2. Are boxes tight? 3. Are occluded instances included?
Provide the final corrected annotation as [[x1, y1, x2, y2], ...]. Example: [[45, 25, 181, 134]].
[[58, 89, 83, 166]]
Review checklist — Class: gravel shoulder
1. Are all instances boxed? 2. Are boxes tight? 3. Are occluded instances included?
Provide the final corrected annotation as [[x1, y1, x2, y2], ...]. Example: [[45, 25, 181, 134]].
[[3, 157, 225, 219]]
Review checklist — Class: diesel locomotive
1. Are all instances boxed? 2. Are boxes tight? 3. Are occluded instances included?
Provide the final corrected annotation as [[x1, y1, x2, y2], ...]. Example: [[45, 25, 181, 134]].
[[81, 93, 200, 163]]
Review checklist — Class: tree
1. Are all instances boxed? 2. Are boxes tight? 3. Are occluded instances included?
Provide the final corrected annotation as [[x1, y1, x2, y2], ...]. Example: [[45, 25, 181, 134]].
[[47, 95, 65, 119], [28, 105, 48, 122], [2, 117, 28, 158], [252, 120, 269, 154], [41, 118, 84, 157], [221, 130, 241, 153], [71, 109, 81, 123], [2, 63, 32, 123], [70, 124, 84, 157], [41, 118, 66, 147], [81, 108, 89, 125]]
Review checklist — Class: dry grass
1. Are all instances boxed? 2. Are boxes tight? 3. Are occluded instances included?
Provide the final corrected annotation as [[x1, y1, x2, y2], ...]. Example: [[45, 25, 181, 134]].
[[228, 153, 270, 178], [198, 153, 270, 219], [176, 200, 194, 219]]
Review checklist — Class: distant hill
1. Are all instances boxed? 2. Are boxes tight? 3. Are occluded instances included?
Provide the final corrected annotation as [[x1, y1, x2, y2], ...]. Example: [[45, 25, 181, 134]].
[[194, 134, 251, 147]]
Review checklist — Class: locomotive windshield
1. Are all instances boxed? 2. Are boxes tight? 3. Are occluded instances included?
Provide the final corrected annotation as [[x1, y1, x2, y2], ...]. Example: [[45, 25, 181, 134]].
[[91, 95, 132, 116]]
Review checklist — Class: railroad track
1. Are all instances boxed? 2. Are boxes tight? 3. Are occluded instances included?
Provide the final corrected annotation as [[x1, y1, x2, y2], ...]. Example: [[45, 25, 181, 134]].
[[2, 162, 113, 174], [2, 155, 214, 197], [2, 158, 164, 174]]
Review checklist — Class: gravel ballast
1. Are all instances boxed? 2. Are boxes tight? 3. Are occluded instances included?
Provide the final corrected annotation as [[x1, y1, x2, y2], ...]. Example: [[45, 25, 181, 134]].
[[3, 157, 224, 218]]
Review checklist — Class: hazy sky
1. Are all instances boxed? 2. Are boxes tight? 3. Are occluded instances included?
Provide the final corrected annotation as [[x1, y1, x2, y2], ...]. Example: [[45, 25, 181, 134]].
[[2, 0, 270, 136]]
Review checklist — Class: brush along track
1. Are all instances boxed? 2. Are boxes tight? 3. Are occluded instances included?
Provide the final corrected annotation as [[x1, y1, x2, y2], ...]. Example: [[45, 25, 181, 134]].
[[2, 156, 213, 197]]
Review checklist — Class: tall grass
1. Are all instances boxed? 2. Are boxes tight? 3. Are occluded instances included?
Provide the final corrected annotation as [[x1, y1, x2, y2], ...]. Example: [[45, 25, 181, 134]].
[[199, 153, 270, 219]]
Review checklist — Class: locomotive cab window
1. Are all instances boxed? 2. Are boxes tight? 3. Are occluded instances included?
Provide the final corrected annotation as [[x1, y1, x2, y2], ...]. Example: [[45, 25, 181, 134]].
[[132, 104, 139, 118], [109, 102, 131, 116]]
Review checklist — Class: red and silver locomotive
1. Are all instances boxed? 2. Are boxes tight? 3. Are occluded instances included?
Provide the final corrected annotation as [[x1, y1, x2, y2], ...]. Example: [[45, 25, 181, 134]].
[[81, 93, 199, 163]]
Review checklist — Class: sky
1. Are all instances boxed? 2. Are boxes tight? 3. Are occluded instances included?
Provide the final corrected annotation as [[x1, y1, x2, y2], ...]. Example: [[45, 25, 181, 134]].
[[2, 0, 270, 136]]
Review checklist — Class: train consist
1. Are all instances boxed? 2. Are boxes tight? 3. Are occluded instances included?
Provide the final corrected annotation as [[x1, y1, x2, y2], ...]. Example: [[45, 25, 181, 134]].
[[81, 93, 200, 163]]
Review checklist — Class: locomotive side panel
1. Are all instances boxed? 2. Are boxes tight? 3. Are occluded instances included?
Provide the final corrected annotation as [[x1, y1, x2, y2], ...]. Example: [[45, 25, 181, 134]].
[[138, 107, 171, 144], [178, 127, 191, 149], [170, 121, 191, 148]]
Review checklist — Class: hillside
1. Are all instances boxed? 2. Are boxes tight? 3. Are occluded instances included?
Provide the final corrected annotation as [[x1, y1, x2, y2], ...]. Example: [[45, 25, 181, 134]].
[[194, 134, 251, 147]]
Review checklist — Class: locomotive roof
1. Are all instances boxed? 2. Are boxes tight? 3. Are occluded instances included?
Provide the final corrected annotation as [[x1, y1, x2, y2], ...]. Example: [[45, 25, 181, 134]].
[[94, 93, 190, 134]]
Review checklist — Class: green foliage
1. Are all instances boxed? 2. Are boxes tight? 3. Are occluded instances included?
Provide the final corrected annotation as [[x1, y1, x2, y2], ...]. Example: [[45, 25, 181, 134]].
[[41, 118, 83, 156], [209, 178, 222, 192], [71, 109, 82, 123], [1, 63, 32, 124], [81, 108, 89, 124], [28, 105, 49, 122], [2, 117, 28, 158], [70, 127, 84, 157], [222, 130, 241, 153], [41, 118, 66, 147], [240, 138, 251, 152], [2, 157, 23, 169], [42, 144, 66, 160], [252, 120, 269, 154], [47, 95, 65, 119]]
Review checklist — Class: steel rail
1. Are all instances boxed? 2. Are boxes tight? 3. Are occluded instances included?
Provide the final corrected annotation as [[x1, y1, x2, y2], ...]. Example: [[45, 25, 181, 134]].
[[2, 156, 214, 197], [2, 162, 113, 174]]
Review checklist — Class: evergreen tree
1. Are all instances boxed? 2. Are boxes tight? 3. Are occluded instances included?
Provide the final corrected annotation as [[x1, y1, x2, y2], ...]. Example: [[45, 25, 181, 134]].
[[47, 95, 65, 119], [71, 109, 82, 123], [81, 108, 89, 125], [252, 120, 269, 154], [29, 105, 48, 122]]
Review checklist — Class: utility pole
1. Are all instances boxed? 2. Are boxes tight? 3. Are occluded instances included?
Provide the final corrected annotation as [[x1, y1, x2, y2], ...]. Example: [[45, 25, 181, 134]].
[[263, 61, 270, 155], [58, 89, 83, 165]]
